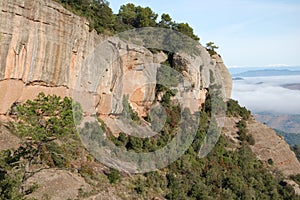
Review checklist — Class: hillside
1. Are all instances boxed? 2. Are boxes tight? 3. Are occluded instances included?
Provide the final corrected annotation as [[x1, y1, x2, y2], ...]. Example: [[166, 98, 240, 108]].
[[254, 112, 300, 135], [282, 83, 300, 91], [273, 129, 300, 147], [0, 0, 300, 199]]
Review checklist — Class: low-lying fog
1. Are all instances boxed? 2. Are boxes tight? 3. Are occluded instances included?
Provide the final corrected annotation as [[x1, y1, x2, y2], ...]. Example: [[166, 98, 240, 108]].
[[232, 75, 300, 115]]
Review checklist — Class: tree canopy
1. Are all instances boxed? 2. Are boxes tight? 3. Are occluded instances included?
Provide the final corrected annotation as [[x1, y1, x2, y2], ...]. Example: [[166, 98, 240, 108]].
[[54, 0, 200, 41], [206, 41, 219, 55]]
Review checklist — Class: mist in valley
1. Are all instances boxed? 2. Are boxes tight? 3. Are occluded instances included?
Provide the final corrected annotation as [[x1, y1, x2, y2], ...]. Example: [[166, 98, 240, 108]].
[[232, 75, 300, 115], [231, 72, 300, 141]]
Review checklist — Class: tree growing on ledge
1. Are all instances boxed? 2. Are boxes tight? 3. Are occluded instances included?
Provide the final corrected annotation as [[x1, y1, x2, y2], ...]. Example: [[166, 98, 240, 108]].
[[0, 93, 84, 198], [206, 41, 219, 56]]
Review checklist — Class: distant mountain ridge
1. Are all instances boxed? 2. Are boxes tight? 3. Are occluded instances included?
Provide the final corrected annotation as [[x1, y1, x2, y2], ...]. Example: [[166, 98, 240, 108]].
[[229, 66, 300, 76], [274, 129, 300, 146], [233, 69, 300, 77], [254, 112, 300, 135]]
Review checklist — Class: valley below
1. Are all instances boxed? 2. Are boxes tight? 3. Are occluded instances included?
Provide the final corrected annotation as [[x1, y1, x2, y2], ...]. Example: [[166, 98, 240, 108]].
[[231, 68, 300, 146]]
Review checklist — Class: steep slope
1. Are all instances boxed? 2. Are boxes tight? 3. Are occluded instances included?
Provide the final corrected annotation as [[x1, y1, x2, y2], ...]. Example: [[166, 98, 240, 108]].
[[247, 120, 300, 176], [222, 116, 300, 177]]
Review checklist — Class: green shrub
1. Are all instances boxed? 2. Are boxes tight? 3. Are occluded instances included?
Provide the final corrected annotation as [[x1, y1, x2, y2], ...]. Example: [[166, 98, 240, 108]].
[[134, 177, 145, 195], [227, 99, 251, 120], [107, 169, 120, 184], [14, 92, 81, 141], [290, 174, 300, 185], [268, 158, 274, 165], [80, 163, 94, 178], [247, 134, 255, 145], [122, 95, 140, 122], [206, 42, 219, 56], [237, 120, 247, 142]]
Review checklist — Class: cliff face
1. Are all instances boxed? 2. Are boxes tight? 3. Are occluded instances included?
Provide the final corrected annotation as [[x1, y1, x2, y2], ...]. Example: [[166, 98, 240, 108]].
[[0, 0, 100, 86], [0, 0, 100, 113], [211, 54, 232, 99], [0, 0, 232, 118]]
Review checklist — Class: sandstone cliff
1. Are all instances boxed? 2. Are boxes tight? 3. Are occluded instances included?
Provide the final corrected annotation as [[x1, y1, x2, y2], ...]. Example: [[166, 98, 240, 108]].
[[211, 54, 232, 99], [0, 0, 232, 118], [0, 0, 98, 114]]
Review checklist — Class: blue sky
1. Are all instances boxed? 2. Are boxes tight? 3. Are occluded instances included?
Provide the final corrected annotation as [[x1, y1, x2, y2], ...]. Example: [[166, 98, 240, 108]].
[[109, 0, 300, 67]]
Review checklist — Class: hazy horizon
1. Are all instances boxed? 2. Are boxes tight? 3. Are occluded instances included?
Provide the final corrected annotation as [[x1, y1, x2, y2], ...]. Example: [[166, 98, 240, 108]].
[[232, 75, 300, 115]]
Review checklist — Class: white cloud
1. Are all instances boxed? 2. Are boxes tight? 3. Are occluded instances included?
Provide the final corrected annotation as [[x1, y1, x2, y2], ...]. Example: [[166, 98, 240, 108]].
[[228, 65, 243, 68], [265, 64, 291, 67], [232, 76, 300, 115]]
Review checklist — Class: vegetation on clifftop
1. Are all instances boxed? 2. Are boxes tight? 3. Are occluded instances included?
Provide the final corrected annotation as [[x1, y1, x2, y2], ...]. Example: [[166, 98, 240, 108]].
[[53, 0, 200, 40]]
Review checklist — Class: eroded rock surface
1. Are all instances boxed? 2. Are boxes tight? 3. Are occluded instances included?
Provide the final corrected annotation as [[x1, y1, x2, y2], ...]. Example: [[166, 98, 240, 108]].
[[247, 119, 300, 176], [211, 54, 232, 99], [0, 124, 20, 150], [24, 169, 92, 200], [0, 0, 232, 118]]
